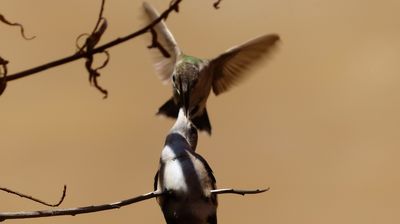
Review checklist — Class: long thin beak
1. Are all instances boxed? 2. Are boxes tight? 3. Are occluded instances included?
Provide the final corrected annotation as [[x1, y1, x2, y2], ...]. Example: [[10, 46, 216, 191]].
[[184, 88, 190, 117], [179, 79, 190, 117]]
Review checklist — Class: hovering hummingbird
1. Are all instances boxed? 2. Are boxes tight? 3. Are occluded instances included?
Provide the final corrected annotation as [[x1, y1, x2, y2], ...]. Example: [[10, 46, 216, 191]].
[[154, 108, 218, 224], [143, 2, 280, 134]]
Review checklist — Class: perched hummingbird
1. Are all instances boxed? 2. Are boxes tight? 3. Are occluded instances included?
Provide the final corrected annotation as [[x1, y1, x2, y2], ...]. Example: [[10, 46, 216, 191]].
[[154, 108, 218, 224], [143, 2, 280, 134]]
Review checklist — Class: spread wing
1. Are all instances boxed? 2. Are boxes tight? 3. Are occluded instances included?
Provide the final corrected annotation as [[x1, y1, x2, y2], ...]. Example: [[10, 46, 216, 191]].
[[143, 2, 181, 84], [209, 34, 280, 95]]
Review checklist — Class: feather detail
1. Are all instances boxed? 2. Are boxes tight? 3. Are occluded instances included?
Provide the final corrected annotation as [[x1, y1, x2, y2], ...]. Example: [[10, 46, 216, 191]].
[[210, 34, 280, 95], [143, 2, 182, 84]]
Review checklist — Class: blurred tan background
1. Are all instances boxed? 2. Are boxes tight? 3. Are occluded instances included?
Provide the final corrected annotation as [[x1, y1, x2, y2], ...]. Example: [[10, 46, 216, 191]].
[[1, 0, 400, 223]]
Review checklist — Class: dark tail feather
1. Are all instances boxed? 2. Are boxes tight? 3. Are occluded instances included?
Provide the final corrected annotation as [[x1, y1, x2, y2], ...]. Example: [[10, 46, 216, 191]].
[[207, 213, 217, 224], [192, 108, 212, 135], [157, 97, 179, 118]]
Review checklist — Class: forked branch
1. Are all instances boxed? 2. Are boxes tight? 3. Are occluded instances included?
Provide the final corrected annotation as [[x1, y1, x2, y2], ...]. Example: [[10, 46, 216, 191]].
[[0, 0, 226, 96], [0, 191, 164, 222], [76, 0, 110, 97], [0, 56, 8, 95], [0, 185, 66, 207], [0, 187, 267, 222], [1, 0, 184, 83]]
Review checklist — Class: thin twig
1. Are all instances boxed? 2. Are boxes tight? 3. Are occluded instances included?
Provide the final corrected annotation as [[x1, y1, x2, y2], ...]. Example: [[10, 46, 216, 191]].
[[2, 0, 183, 83], [83, 19, 109, 97], [210, 188, 269, 195], [147, 28, 171, 58], [0, 14, 35, 40], [0, 185, 66, 207], [0, 191, 164, 222], [213, 0, 222, 9], [75, 0, 109, 97], [0, 56, 8, 95], [91, 0, 107, 35], [168, 0, 180, 15], [76, 0, 107, 53]]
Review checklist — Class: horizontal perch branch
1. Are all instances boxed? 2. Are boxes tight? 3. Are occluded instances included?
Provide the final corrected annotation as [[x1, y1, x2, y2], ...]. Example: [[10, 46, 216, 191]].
[[211, 188, 269, 195], [0, 191, 164, 222], [0, 187, 267, 222]]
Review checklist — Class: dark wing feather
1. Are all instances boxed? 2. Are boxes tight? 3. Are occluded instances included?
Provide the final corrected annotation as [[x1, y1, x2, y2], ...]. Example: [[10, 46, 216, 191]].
[[193, 153, 216, 187], [207, 213, 218, 224], [210, 34, 280, 95], [153, 170, 159, 191], [191, 152, 218, 206], [143, 2, 181, 84]]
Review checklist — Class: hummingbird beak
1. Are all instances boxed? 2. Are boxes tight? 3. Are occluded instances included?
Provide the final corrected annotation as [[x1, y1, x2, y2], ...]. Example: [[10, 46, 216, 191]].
[[184, 88, 191, 117], [178, 78, 190, 117]]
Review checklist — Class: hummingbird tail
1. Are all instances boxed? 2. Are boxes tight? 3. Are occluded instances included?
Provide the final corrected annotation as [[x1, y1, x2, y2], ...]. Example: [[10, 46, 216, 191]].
[[157, 97, 179, 118], [207, 213, 218, 224], [192, 108, 212, 135]]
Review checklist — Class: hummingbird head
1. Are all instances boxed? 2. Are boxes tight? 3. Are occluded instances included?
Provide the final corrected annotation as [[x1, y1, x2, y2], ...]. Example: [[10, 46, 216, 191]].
[[172, 62, 200, 116], [169, 108, 198, 150]]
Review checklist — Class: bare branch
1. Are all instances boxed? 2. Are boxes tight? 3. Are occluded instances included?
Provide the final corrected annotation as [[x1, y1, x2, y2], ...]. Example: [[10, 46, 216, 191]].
[[1, 0, 183, 84], [0, 14, 35, 40], [76, 0, 107, 54], [77, 0, 109, 97], [0, 191, 164, 222], [169, 0, 180, 14], [0, 56, 8, 95], [213, 0, 222, 9], [79, 18, 108, 54], [82, 18, 109, 98], [94, 51, 110, 71], [0, 185, 66, 207], [211, 188, 269, 195], [0, 187, 267, 221], [91, 0, 107, 35], [147, 28, 171, 58], [85, 50, 110, 98]]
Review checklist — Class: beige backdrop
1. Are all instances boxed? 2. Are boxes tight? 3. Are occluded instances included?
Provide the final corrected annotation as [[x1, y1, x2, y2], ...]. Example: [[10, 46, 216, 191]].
[[1, 0, 400, 223]]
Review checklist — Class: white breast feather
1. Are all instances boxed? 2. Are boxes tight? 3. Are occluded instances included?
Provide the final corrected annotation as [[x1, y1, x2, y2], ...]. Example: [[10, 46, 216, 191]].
[[162, 145, 188, 193]]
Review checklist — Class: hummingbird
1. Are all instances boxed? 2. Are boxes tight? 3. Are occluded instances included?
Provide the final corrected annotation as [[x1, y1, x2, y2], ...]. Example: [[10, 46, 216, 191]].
[[154, 108, 218, 224], [143, 2, 280, 135]]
